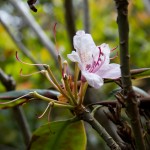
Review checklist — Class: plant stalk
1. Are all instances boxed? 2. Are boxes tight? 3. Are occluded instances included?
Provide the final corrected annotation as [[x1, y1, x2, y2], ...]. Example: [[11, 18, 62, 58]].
[[113, 0, 145, 149]]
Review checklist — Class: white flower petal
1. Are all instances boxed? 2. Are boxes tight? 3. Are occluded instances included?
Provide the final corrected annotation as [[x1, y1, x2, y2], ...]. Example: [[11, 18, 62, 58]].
[[96, 63, 121, 79], [68, 30, 121, 89], [99, 43, 111, 65], [73, 30, 99, 67], [100, 43, 110, 55], [82, 71, 104, 89], [67, 51, 83, 70], [76, 30, 85, 36], [67, 51, 81, 63]]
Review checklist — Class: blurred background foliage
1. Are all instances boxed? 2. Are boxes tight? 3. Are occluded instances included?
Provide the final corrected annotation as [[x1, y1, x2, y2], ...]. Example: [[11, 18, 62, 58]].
[[0, 0, 150, 149]]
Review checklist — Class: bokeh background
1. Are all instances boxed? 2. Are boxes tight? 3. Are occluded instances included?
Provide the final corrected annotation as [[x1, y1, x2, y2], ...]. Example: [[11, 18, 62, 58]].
[[0, 0, 150, 149]]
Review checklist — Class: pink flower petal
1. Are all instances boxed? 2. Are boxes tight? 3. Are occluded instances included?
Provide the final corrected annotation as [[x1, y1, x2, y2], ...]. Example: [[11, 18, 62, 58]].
[[67, 51, 81, 63], [98, 43, 110, 65], [96, 63, 121, 79], [82, 71, 104, 89], [73, 30, 99, 67], [68, 30, 121, 89], [67, 51, 83, 70]]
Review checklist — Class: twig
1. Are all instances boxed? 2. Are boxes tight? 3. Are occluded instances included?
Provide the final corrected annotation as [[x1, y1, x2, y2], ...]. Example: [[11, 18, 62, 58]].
[[0, 69, 31, 146], [0, 16, 43, 71], [86, 97, 150, 110], [0, 69, 16, 91], [83, 0, 90, 33], [64, 0, 76, 49], [113, 0, 145, 149], [9, 0, 58, 65]]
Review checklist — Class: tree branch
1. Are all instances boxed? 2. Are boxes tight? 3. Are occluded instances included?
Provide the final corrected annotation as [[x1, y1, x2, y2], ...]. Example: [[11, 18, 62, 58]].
[[0, 16, 43, 71], [9, 0, 58, 65], [113, 0, 145, 149], [64, 0, 76, 49], [83, 0, 90, 33], [76, 107, 121, 150]]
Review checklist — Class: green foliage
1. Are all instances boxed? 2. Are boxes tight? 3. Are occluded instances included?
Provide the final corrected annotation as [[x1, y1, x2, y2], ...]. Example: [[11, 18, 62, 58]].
[[1, 0, 150, 149], [29, 119, 86, 150]]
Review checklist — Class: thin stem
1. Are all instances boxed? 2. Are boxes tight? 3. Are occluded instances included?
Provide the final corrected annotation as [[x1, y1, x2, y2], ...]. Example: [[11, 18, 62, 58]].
[[58, 55, 63, 74], [78, 82, 88, 105], [42, 70, 60, 91], [30, 91, 60, 104], [53, 102, 74, 109], [113, 0, 145, 149], [44, 65, 69, 99], [31, 91, 74, 109], [38, 102, 52, 119], [63, 76, 77, 105], [74, 62, 80, 100]]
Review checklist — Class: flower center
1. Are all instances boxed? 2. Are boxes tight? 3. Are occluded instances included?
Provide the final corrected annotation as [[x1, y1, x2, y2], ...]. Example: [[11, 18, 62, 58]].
[[85, 47, 105, 73]]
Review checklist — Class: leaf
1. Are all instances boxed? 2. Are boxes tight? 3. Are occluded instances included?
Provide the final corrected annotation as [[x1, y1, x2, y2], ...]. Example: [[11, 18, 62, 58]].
[[0, 89, 59, 100], [0, 89, 59, 109], [28, 119, 87, 150], [0, 99, 28, 109]]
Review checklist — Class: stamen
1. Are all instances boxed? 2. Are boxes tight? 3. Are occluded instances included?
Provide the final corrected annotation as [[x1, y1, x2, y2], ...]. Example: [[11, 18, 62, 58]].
[[88, 55, 96, 72], [110, 52, 118, 60], [98, 47, 104, 55], [88, 47, 105, 73], [111, 46, 118, 52], [19, 69, 44, 77], [92, 53, 106, 73], [16, 51, 46, 66], [86, 64, 91, 70]]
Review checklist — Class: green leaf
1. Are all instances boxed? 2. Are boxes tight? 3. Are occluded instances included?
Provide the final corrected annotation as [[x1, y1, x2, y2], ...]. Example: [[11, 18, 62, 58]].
[[0, 89, 59, 100], [0, 89, 59, 109], [28, 119, 86, 150]]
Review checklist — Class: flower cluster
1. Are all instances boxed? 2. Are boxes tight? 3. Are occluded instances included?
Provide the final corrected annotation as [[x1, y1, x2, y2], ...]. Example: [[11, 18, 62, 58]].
[[0, 30, 121, 117]]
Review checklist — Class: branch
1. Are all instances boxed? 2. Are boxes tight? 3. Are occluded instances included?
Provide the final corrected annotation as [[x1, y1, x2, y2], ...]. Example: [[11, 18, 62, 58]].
[[76, 107, 121, 150], [0, 16, 43, 71], [9, 0, 58, 65], [64, 0, 76, 49], [0, 69, 16, 91], [86, 97, 150, 110], [113, 0, 145, 149], [83, 0, 90, 33]]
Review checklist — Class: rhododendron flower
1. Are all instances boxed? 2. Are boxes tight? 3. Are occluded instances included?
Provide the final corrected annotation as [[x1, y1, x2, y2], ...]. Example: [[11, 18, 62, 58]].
[[67, 30, 121, 89]]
